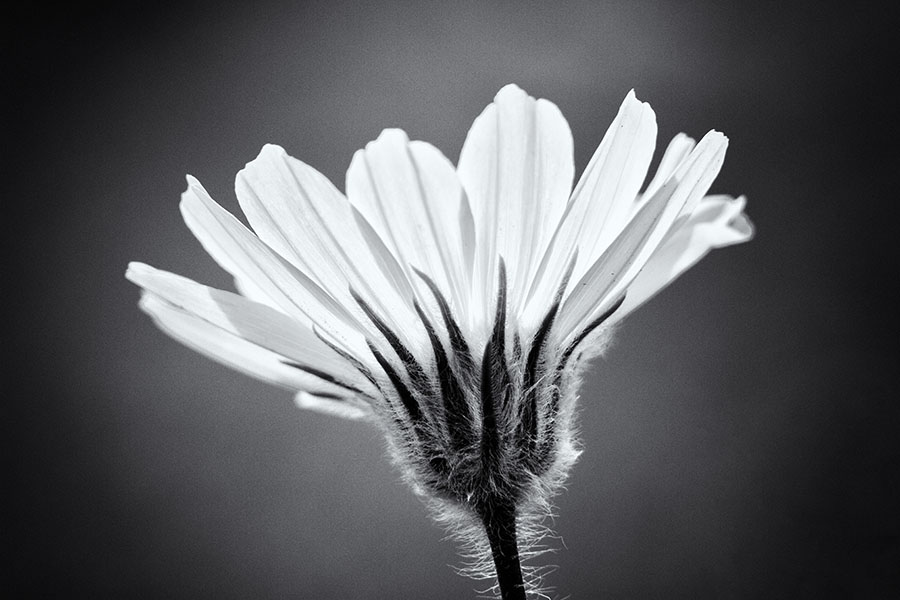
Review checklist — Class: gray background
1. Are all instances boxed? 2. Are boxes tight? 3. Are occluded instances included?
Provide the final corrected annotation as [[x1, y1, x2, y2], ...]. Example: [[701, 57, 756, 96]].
[[5, 1, 898, 597]]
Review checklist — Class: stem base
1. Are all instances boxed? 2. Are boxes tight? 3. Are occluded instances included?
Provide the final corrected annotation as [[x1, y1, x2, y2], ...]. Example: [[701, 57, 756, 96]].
[[480, 501, 526, 600]]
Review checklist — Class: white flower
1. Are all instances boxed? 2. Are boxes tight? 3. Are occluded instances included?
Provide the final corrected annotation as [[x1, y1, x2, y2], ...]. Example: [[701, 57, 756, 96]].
[[127, 84, 752, 597]]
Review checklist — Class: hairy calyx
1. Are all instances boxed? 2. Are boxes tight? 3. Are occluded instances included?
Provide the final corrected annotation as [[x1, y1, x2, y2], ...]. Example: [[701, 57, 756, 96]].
[[288, 261, 623, 597]]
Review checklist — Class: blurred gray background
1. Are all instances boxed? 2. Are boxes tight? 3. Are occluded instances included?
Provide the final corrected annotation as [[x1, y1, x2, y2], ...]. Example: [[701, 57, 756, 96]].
[[5, 1, 898, 597]]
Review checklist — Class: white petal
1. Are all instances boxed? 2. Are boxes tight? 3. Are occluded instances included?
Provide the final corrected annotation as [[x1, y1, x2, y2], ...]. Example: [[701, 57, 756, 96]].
[[136, 293, 360, 397], [345, 130, 472, 320], [557, 130, 729, 338], [126, 262, 376, 395], [350, 205, 417, 304], [179, 176, 370, 358], [235, 145, 424, 355], [568, 90, 658, 269], [641, 133, 696, 201], [232, 275, 277, 308], [458, 84, 575, 332], [612, 195, 754, 321], [523, 90, 656, 331], [294, 392, 373, 421]]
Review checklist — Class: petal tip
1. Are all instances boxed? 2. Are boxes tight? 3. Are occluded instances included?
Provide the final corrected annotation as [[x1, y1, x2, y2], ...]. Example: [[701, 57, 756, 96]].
[[620, 89, 655, 119], [125, 261, 153, 285], [706, 129, 729, 144], [496, 83, 527, 99], [373, 128, 410, 145], [254, 143, 287, 162], [623, 88, 648, 106], [732, 210, 755, 242]]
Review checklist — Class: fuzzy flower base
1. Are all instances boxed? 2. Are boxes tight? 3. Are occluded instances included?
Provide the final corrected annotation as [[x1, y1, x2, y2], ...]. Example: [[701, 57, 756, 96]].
[[127, 84, 753, 598]]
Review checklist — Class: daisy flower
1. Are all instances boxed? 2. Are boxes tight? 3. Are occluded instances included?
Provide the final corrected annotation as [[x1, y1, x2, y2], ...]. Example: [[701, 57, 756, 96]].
[[127, 84, 752, 599]]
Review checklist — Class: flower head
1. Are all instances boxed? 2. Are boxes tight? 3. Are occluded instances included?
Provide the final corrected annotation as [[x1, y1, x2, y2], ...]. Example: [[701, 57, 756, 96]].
[[127, 84, 752, 597]]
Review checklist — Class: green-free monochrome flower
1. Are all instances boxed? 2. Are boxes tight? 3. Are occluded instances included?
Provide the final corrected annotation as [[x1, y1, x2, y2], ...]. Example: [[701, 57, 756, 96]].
[[127, 85, 752, 599]]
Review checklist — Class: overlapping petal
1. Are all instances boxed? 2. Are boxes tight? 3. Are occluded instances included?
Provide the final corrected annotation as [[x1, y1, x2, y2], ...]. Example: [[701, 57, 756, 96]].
[[346, 130, 474, 322], [235, 145, 426, 359], [612, 194, 754, 320], [522, 90, 656, 333], [556, 130, 729, 339], [179, 176, 371, 359], [126, 84, 753, 598], [127, 262, 377, 398], [129, 84, 752, 422], [640, 133, 697, 202]]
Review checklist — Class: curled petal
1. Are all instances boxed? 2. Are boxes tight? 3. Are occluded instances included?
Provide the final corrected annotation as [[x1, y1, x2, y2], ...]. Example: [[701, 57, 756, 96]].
[[612, 195, 754, 321], [557, 130, 728, 339]]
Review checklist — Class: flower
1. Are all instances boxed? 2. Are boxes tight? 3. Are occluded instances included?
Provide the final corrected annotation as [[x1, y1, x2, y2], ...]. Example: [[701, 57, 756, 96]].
[[127, 84, 752, 598]]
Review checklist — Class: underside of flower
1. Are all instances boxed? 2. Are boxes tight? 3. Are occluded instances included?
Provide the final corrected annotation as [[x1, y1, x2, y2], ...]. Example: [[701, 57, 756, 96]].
[[318, 257, 621, 597], [127, 84, 753, 599]]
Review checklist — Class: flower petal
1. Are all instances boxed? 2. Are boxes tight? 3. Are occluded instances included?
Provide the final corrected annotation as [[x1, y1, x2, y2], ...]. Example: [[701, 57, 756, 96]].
[[522, 90, 656, 331], [136, 292, 361, 397], [641, 133, 696, 202], [179, 176, 371, 358], [611, 195, 754, 321], [458, 84, 575, 332], [350, 204, 418, 304], [557, 130, 729, 339], [294, 391, 374, 421], [235, 145, 424, 355], [127, 262, 377, 396], [345, 130, 473, 321]]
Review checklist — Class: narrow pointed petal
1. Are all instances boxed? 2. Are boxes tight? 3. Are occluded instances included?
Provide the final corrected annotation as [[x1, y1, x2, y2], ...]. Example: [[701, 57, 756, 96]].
[[612, 195, 754, 320], [458, 84, 575, 331], [346, 130, 472, 318], [179, 176, 370, 358], [568, 90, 658, 268], [235, 145, 422, 353], [294, 391, 374, 421], [127, 262, 377, 395], [557, 130, 728, 339], [522, 91, 656, 330]]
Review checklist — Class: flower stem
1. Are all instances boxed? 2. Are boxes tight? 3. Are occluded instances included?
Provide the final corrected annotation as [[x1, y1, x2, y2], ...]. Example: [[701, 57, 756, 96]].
[[481, 501, 526, 600]]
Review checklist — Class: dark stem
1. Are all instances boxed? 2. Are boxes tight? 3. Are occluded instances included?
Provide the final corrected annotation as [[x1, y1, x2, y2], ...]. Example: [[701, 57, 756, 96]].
[[481, 501, 526, 600]]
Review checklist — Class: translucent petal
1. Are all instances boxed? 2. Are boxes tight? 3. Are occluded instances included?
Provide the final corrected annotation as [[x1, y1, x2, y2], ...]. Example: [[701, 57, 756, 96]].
[[137, 293, 362, 397], [346, 130, 473, 320], [557, 130, 729, 338], [235, 145, 423, 356], [126, 262, 376, 395], [523, 90, 656, 331], [641, 133, 697, 203], [611, 195, 754, 321], [458, 84, 574, 333], [179, 176, 369, 358]]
